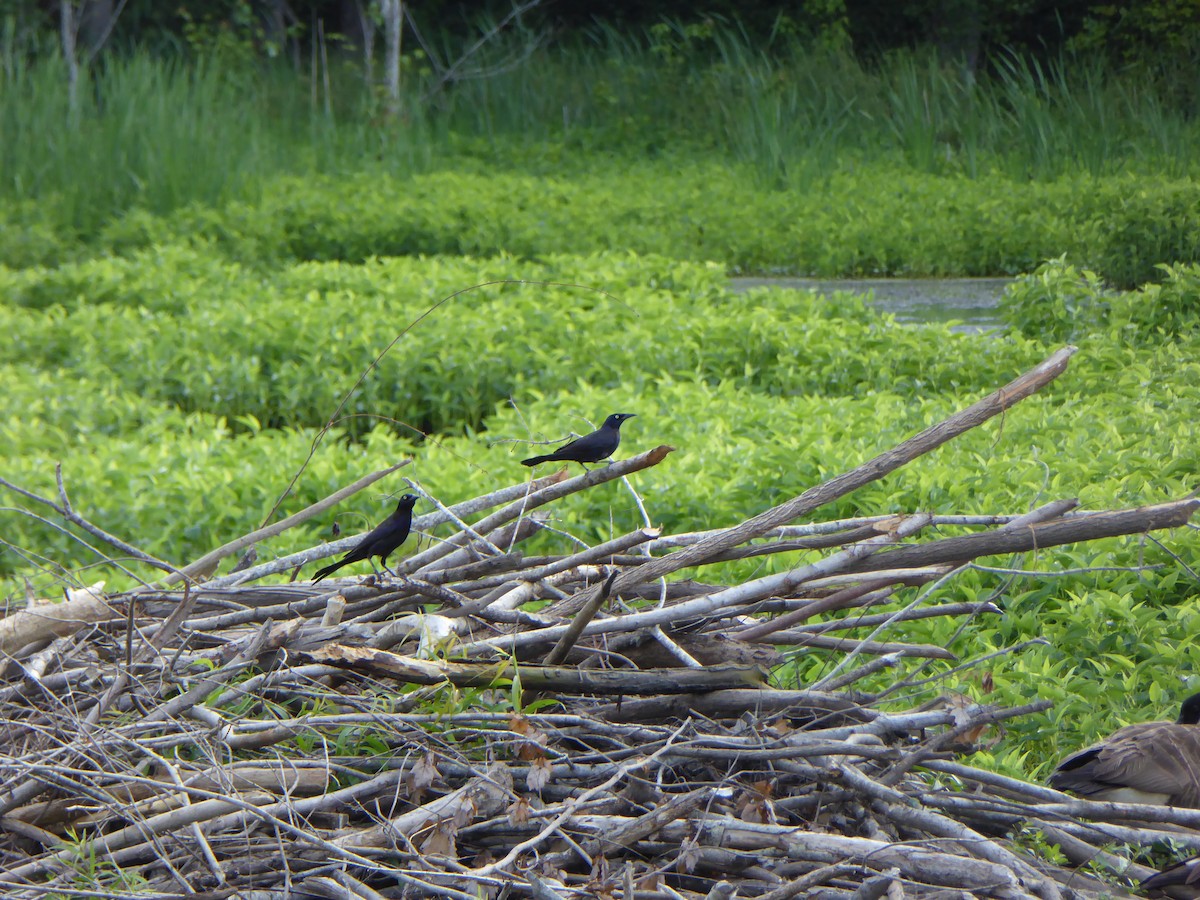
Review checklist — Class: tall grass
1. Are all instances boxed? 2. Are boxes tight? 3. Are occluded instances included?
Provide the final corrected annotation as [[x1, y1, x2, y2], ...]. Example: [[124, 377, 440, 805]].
[[3, 22, 1199, 241], [702, 32, 865, 188], [437, 24, 1200, 184], [0, 45, 435, 236]]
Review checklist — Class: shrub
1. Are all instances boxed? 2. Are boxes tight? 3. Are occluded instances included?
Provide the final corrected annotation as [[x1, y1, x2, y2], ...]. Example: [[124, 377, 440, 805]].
[[1003, 256, 1200, 343], [1085, 181, 1200, 288], [1108, 262, 1200, 339], [3, 250, 1049, 437], [91, 164, 1198, 282], [1000, 256, 1111, 342], [0, 202, 77, 269]]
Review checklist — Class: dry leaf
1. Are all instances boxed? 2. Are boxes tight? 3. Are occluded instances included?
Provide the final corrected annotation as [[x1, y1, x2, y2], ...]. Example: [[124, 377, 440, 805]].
[[407, 751, 440, 801], [583, 856, 615, 899], [507, 795, 531, 825], [517, 741, 546, 762], [735, 780, 778, 824], [420, 823, 457, 858], [765, 718, 794, 738], [451, 795, 478, 830], [937, 692, 1001, 748], [527, 756, 551, 793], [676, 834, 700, 874], [944, 691, 974, 727]]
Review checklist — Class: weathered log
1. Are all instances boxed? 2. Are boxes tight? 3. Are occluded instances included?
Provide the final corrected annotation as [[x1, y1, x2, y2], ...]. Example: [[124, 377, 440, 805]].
[[0, 582, 113, 656], [842, 500, 1200, 574], [300, 644, 769, 693], [561, 346, 1077, 609]]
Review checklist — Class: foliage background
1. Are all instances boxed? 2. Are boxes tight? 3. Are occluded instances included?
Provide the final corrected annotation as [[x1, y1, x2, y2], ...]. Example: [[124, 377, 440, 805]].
[[2, 0, 1200, 796]]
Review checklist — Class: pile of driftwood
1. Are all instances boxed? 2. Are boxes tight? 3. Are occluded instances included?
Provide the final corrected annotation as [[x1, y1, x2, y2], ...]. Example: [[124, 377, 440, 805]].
[[2, 346, 1200, 900]]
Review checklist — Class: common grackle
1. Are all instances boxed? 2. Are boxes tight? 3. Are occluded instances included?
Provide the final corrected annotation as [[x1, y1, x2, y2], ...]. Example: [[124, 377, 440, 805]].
[[521, 413, 635, 468], [311, 493, 418, 583]]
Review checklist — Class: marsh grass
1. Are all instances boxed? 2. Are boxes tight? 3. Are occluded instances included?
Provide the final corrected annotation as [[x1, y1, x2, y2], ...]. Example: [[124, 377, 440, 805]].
[[4, 22, 1199, 238], [0, 45, 434, 235]]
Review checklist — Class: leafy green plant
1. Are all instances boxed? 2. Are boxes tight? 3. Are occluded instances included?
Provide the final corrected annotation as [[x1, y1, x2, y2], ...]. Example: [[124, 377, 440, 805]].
[[93, 160, 1200, 285], [51, 829, 153, 896], [1009, 826, 1069, 867], [1003, 256, 1200, 344], [1000, 256, 1110, 342], [1090, 184, 1200, 288]]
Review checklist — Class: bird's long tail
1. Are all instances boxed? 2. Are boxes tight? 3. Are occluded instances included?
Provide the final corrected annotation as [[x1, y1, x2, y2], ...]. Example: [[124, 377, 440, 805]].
[[521, 454, 557, 467], [311, 560, 346, 583]]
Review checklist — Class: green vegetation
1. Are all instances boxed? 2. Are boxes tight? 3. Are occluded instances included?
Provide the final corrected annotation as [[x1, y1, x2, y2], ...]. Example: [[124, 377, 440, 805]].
[[8, 161, 1200, 287], [47, 829, 151, 897], [4, 244, 1199, 781], [4, 25, 1200, 286], [4, 13, 1200, 797]]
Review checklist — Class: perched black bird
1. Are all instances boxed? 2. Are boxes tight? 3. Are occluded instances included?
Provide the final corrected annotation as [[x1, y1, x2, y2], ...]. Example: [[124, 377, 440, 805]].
[[311, 493, 419, 583], [521, 413, 636, 468]]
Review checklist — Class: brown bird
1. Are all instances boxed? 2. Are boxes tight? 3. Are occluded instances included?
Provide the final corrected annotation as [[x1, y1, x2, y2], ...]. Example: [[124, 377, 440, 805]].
[[1048, 692, 1200, 807]]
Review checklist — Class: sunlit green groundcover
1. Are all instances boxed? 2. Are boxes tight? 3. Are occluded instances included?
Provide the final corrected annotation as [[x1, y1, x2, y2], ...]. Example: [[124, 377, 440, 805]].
[[4, 30, 1200, 781], [3, 240, 1199, 779]]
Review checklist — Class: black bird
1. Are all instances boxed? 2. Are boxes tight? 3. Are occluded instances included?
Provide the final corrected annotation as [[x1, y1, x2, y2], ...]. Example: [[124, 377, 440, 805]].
[[521, 413, 636, 468], [311, 493, 419, 583]]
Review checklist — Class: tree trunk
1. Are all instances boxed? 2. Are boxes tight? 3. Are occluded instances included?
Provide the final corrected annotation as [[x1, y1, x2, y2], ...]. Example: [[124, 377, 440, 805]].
[[381, 0, 402, 116], [261, 0, 288, 60], [59, 1, 79, 114], [78, 0, 114, 58], [356, 0, 376, 86]]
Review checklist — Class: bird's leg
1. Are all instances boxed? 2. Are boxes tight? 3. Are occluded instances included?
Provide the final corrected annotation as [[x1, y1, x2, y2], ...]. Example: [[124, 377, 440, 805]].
[[381, 563, 399, 579]]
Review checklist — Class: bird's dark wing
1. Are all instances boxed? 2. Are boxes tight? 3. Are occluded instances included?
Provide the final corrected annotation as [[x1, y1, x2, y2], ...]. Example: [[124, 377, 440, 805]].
[[558, 426, 619, 461], [312, 508, 411, 582], [522, 432, 593, 466], [558, 433, 599, 458], [548, 435, 586, 458], [368, 512, 413, 566], [522, 421, 623, 466]]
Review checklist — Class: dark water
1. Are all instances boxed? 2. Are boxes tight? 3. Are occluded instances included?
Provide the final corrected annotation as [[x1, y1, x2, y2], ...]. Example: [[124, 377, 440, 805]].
[[730, 277, 1011, 332]]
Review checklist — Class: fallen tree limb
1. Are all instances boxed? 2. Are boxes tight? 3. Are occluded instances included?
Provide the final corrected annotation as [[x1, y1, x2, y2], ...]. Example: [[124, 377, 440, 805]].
[[299, 644, 769, 693], [563, 345, 1077, 607], [0, 582, 113, 656], [6, 344, 1200, 900], [843, 499, 1200, 573]]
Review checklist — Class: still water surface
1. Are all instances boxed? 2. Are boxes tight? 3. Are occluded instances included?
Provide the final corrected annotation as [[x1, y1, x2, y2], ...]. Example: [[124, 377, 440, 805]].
[[730, 277, 1011, 332]]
